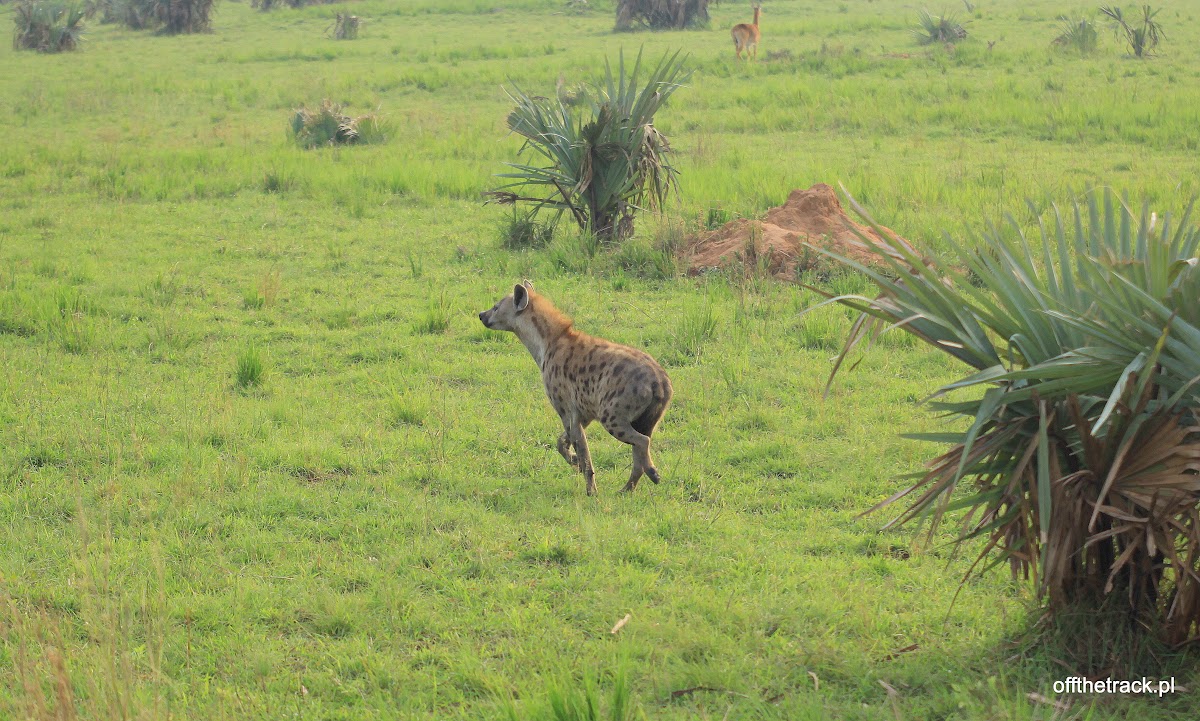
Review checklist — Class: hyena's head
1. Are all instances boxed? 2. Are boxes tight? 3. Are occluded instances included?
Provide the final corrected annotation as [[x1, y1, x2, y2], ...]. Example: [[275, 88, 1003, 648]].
[[478, 281, 534, 333]]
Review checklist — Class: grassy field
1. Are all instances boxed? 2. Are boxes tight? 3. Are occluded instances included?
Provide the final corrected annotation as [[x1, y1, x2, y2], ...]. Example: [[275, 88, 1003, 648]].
[[2, 0, 1199, 718]]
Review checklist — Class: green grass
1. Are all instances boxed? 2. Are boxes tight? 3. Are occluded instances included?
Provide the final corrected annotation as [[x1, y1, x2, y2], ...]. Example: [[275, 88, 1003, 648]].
[[2, 0, 1200, 719], [235, 342, 265, 388]]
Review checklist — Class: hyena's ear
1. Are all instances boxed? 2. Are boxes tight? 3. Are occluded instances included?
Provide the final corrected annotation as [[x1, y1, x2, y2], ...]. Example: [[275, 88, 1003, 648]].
[[521, 279, 534, 291], [513, 283, 530, 312]]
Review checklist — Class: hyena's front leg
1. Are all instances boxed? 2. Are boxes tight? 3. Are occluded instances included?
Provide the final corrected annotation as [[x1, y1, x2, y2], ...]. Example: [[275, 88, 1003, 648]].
[[569, 421, 597, 496]]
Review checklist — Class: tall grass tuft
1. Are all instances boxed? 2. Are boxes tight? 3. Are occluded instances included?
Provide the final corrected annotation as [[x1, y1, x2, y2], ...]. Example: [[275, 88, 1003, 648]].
[[818, 187, 1200, 654], [45, 286, 94, 352], [546, 232, 600, 274], [244, 270, 281, 309], [499, 209, 556, 250], [13, 1, 86, 52], [387, 392, 428, 427], [0, 291, 40, 336], [412, 288, 451, 335], [235, 343, 264, 388], [611, 240, 672, 279], [543, 664, 640, 721], [674, 296, 716, 359], [912, 9, 968, 45], [141, 267, 180, 307]]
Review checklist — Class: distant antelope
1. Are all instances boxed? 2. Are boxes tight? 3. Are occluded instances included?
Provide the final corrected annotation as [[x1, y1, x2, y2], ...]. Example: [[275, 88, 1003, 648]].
[[732, 4, 762, 61]]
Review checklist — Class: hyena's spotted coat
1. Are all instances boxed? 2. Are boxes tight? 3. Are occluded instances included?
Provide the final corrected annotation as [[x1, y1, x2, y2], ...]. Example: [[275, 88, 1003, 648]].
[[479, 282, 672, 496]]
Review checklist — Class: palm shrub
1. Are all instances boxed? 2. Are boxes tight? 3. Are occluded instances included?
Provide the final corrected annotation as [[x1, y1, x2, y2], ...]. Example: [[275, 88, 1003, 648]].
[[290, 100, 388, 148], [1053, 17, 1099, 55], [813, 189, 1200, 647], [1101, 5, 1164, 58], [13, 1, 86, 52], [913, 9, 968, 45], [487, 49, 690, 243]]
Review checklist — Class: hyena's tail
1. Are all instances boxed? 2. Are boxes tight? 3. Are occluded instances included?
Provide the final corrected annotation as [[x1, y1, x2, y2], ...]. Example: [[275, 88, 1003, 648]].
[[632, 375, 672, 437]]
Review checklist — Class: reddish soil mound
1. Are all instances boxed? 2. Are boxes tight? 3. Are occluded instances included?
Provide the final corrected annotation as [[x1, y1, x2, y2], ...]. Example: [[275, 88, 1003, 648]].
[[685, 184, 901, 278]]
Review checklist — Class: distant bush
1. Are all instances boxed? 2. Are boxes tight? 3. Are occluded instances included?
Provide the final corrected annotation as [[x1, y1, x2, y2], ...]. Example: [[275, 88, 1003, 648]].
[[329, 12, 358, 39], [252, 0, 337, 9], [913, 9, 968, 45], [12, 1, 86, 52], [142, 0, 214, 33], [90, 0, 147, 28], [290, 100, 390, 148], [1053, 17, 1099, 54], [1101, 4, 1164, 58], [96, 0, 214, 33], [615, 0, 711, 31]]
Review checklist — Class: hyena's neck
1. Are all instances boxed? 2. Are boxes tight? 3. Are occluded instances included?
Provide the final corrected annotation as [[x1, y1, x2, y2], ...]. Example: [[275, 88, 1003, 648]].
[[514, 301, 573, 370]]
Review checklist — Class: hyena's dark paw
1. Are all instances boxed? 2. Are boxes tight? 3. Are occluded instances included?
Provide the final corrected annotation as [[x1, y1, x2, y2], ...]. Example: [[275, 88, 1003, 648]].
[[646, 467, 661, 484]]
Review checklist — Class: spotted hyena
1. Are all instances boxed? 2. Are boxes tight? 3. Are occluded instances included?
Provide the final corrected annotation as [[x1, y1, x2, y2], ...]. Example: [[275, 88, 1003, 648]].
[[479, 282, 672, 496]]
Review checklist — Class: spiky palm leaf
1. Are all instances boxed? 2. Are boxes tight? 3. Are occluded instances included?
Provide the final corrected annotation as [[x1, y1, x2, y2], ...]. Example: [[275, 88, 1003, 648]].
[[810, 188, 1200, 643], [488, 48, 690, 241]]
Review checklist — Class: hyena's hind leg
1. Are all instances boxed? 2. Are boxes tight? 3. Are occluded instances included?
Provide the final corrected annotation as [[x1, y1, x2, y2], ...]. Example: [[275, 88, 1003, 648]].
[[601, 419, 656, 492], [629, 394, 670, 486]]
